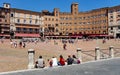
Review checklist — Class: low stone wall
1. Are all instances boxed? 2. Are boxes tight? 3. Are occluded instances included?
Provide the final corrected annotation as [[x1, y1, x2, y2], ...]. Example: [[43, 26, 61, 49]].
[[0, 57, 120, 75]]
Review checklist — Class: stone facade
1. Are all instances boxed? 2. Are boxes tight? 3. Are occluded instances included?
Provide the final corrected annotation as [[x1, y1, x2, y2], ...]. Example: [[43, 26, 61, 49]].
[[0, 3, 120, 38], [0, 3, 10, 37], [108, 5, 120, 38]]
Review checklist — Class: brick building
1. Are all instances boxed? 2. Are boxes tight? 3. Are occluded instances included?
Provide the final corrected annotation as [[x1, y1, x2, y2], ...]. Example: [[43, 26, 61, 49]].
[[0, 3, 120, 38], [0, 3, 10, 38], [108, 5, 120, 38]]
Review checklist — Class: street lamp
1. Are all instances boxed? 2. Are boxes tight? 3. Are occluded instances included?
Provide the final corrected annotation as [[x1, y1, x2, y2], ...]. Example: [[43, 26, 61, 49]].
[[10, 29, 14, 40], [1, 31, 4, 38]]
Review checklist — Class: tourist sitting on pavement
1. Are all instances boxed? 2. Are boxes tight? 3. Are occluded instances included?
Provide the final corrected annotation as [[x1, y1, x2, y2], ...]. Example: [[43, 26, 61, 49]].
[[48, 59, 52, 67], [49, 57, 58, 67], [37, 55, 45, 68], [66, 55, 74, 65], [72, 55, 80, 64], [34, 61, 38, 68], [59, 55, 65, 66]]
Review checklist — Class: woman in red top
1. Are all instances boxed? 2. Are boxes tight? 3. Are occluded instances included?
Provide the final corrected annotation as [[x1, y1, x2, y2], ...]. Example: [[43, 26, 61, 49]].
[[59, 55, 65, 66]]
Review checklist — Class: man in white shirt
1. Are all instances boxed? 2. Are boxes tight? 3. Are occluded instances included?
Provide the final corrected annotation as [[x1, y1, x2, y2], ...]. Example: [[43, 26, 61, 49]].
[[51, 57, 58, 67], [38, 56, 45, 68]]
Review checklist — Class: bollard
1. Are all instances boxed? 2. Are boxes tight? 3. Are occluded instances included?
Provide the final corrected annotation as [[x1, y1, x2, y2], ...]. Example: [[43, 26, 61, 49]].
[[109, 46, 114, 58], [28, 49, 35, 69], [95, 47, 100, 60], [77, 48, 82, 62]]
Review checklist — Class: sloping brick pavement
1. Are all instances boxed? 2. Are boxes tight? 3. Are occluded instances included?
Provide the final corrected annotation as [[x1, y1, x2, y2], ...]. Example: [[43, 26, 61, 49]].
[[0, 39, 120, 72]]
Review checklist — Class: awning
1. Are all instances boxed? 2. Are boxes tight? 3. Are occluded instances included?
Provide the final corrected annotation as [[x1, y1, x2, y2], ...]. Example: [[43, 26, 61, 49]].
[[0, 34, 10, 37], [89, 34, 111, 37], [15, 33, 40, 37]]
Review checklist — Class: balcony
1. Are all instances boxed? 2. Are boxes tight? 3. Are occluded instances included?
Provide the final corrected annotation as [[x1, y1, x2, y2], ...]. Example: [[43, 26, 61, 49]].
[[0, 15, 5, 18], [0, 24, 10, 27], [116, 29, 120, 33]]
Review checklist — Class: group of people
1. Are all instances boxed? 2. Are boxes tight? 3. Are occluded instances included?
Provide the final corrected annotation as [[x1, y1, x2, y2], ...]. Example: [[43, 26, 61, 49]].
[[35, 55, 80, 68], [10, 40, 26, 48]]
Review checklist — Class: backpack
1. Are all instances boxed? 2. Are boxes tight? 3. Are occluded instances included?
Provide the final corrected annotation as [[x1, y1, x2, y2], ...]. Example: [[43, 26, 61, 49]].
[[77, 59, 80, 64]]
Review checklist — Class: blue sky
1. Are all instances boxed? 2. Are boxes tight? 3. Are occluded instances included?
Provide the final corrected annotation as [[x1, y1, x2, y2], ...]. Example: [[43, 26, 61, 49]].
[[0, 0, 120, 12]]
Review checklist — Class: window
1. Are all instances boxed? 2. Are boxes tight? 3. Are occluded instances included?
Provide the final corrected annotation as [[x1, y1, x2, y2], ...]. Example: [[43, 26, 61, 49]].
[[11, 14, 14, 17], [5, 19, 7, 22], [74, 22, 77, 24], [118, 26, 120, 29], [83, 22, 86, 25], [45, 18, 47, 21], [69, 17, 72, 20], [56, 14, 58, 16], [52, 18, 54, 21], [117, 19, 120, 21], [30, 20, 32, 24], [16, 28, 21, 31], [109, 10, 113, 13], [49, 18, 51, 21], [111, 27, 113, 30], [30, 15, 32, 19], [79, 17, 82, 20], [66, 17, 68, 20], [69, 22, 72, 24], [35, 19, 38, 24], [17, 19, 20, 23], [56, 29, 58, 32], [56, 24, 58, 26], [29, 28, 33, 32], [87, 16, 90, 19], [56, 19, 58, 21], [35, 29, 38, 33], [79, 22, 82, 25], [6, 4, 8, 7], [74, 17, 77, 20], [24, 14, 26, 18], [117, 9, 120, 12], [24, 19, 26, 23], [110, 20, 113, 22], [48, 24, 51, 27], [75, 12, 77, 14], [110, 16, 113, 18], [118, 15, 120, 17], [23, 28, 27, 31], [0, 19, 2, 22], [83, 17, 86, 19]]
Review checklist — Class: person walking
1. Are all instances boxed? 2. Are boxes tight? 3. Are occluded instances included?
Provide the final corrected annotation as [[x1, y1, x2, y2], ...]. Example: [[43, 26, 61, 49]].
[[19, 41, 22, 48], [63, 43, 67, 50], [23, 42, 26, 48]]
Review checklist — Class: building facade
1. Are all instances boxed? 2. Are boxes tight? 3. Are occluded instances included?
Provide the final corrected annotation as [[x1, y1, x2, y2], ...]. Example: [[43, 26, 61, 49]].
[[59, 3, 108, 37], [108, 5, 120, 38], [40, 9, 59, 36], [0, 3, 10, 38], [0, 3, 120, 38], [10, 8, 44, 38]]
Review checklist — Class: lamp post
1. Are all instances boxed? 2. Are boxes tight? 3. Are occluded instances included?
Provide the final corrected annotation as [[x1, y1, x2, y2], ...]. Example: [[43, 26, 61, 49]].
[[10, 29, 14, 40], [1, 31, 4, 38]]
